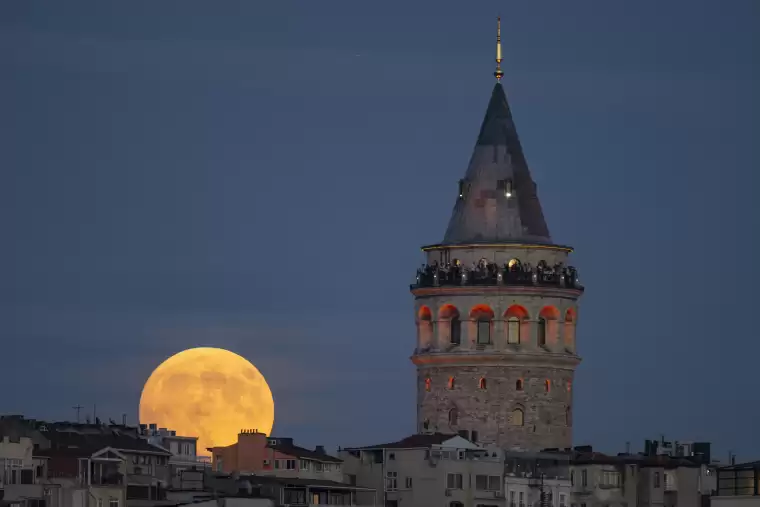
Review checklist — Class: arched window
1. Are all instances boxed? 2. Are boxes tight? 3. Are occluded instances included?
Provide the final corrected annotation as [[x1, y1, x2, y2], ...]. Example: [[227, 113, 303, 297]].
[[537, 317, 547, 347], [448, 408, 459, 427], [448, 377, 455, 390], [470, 305, 494, 345], [505, 305, 529, 345], [424, 378, 431, 392], [510, 408, 524, 426], [451, 316, 461, 345], [545, 379, 551, 393], [479, 378, 487, 390], [516, 379, 524, 391], [440, 305, 461, 345], [564, 308, 577, 351], [539, 306, 560, 347], [417, 306, 433, 349]]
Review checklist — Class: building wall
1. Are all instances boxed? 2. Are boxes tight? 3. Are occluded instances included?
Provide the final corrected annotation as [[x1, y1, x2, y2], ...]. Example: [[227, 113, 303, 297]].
[[341, 446, 505, 507], [413, 245, 582, 451], [712, 497, 760, 507]]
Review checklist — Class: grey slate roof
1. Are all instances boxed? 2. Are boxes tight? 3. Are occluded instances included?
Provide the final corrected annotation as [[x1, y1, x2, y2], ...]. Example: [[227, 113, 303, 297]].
[[442, 83, 552, 245], [344, 432, 458, 450]]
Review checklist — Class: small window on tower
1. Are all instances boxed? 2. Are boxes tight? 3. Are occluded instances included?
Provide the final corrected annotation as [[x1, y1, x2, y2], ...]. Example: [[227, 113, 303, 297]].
[[479, 378, 487, 390], [545, 379, 551, 393], [448, 377, 456, 389], [425, 378, 431, 392], [516, 379, 524, 391]]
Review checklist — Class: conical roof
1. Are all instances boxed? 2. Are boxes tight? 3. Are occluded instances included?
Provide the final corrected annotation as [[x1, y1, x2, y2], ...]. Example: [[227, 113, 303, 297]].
[[442, 82, 552, 245]]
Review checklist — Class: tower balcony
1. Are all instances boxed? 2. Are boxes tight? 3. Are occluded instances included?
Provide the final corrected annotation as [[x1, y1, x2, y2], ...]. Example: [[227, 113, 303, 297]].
[[411, 261, 583, 293]]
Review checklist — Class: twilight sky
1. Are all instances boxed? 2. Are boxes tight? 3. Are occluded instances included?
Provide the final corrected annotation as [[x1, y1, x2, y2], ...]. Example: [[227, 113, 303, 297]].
[[2, 1, 758, 459]]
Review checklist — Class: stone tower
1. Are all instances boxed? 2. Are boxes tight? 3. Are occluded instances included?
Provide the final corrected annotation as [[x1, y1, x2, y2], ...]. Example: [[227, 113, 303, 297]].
[[411, 19, 584, 452]]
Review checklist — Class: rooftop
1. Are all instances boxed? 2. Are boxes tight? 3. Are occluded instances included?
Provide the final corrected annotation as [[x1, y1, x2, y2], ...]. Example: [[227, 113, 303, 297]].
[[441, 82, 553, 246], [343, 432, 461, 450]]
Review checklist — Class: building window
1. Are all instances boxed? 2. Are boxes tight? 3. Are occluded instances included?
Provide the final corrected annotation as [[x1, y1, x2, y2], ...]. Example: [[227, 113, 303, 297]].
[[479, 378, 487, 389], [560, 493, 566, 507], [476, 474, 488, 490], [654, 471, 661, 488], [566, 406, 571, 426], [602, 471, 621, 488], [538, 317, 547, 346], [405, 477, 413, 489], [451, 317, 461, 344], [388, 452, 395, 460], [300, 460, 309, 470], [570, 470, 574, 486], [545, 379, 551, 393], [471, 430, 478, 443], [425, 378, 431, 391], [510, 408, 524, 426], [507, 316, 521, 344], [519, 492, 524, 506], [516, 379, 523, 391], [447, 473, 463, 489], [477, 319, 491, 344], [386, 471, 397, 491], [581, 469, 588, 487], [109, 499, 118, 507], [449, 408, 459, 427], [448, 377, 456, 389], [286, 459, 296, 470], [97, 500, 103, 507]]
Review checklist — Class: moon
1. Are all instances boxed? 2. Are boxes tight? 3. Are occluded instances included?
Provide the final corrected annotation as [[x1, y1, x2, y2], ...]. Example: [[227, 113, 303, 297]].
[[139, 347, 274, 455]]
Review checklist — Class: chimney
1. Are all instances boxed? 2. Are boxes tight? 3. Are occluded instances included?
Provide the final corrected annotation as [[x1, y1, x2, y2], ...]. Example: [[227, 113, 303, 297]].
[[122, 414, 127, 426], [315, 445, 326, 455]]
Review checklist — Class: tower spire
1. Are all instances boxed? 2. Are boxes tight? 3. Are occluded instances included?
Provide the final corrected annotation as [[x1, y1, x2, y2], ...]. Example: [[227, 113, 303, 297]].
[[494, 16, 504, 81]]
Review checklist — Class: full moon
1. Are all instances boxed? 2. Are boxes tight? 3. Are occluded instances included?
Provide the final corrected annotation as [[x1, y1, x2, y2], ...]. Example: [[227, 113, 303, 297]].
[[139, 347, 274, 456]]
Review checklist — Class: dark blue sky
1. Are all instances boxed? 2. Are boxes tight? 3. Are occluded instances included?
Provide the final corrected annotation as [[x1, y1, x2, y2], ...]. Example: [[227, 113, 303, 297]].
[[2, 1, 758, 459]]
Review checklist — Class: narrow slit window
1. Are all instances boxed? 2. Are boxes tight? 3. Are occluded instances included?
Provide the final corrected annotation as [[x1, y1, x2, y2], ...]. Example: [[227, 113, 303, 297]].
[[479, 378, 487, 390]]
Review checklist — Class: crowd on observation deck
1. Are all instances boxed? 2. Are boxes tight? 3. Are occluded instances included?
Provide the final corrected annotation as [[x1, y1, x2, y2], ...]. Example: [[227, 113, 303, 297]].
[[414, 258, 582, 289]]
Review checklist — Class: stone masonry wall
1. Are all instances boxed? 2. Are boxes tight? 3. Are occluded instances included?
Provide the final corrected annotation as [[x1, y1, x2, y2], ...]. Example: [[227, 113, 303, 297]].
[[417, 364, 574, 451]]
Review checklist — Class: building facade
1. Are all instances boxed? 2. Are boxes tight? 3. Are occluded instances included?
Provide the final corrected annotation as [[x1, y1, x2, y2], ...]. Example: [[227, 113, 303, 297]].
[[411, 18, 583, 451], [340, 433, 505, 507], [209, 431, 344, 483]]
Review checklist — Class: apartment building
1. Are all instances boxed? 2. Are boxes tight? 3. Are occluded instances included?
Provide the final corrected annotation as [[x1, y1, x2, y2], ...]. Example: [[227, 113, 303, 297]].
[[340, 433, 505, 507], [503, 451, 571, 507], [209, 431, 344, 483], [1, 415, 174, 507], [568, 444, 715, 507], [0, 422, 51, 507], [141, 423, 209, 489], [713, 460, 760, 506]]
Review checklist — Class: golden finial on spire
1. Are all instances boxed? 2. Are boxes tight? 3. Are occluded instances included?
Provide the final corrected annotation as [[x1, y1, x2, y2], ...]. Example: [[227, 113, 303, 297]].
[[494, 16, 504, 81]]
